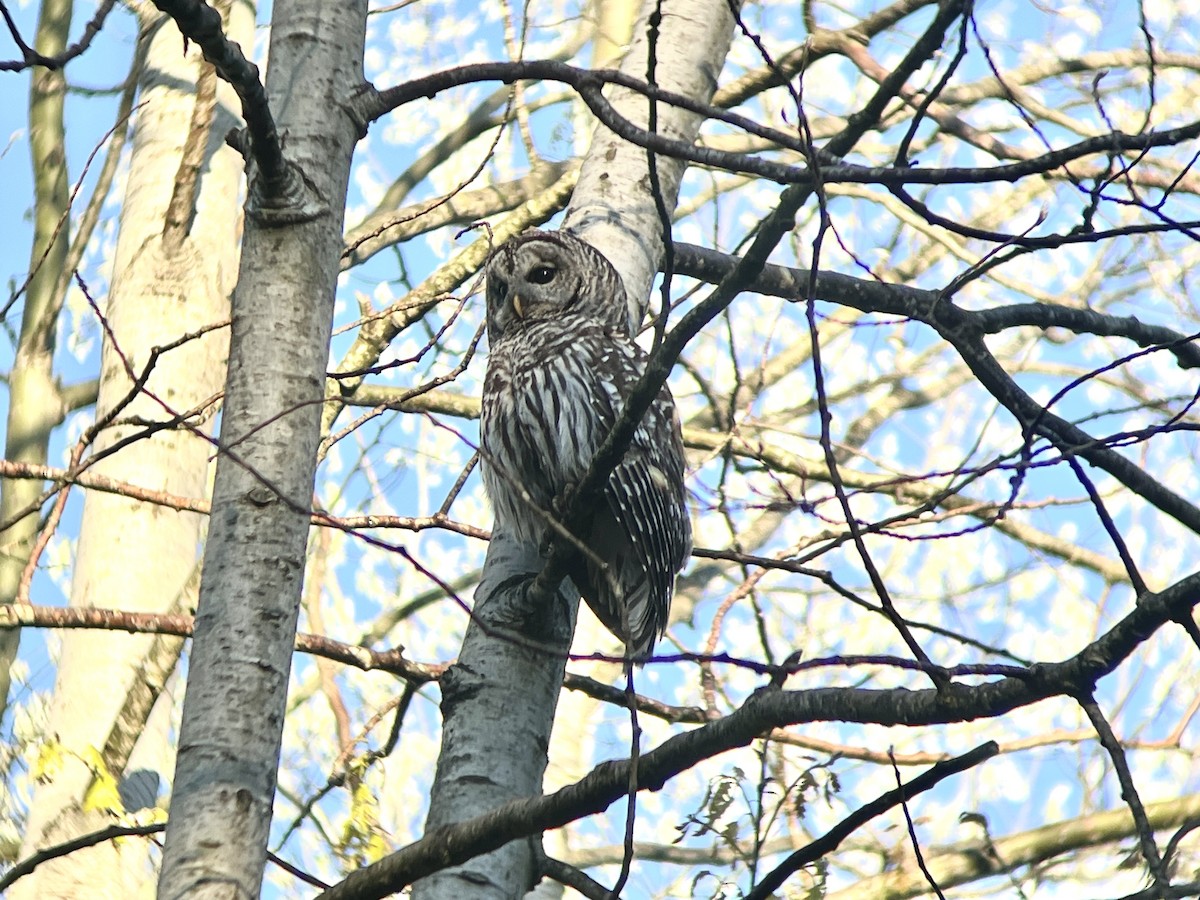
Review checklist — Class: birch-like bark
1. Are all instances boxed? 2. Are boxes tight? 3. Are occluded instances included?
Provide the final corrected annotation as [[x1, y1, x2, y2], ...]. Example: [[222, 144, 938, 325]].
[[412, 1, 735, 896], [11, 6, 254, 898], [155, 1, 369, 896], [564, 0, 736, 323], [411, 538, 578, 900]]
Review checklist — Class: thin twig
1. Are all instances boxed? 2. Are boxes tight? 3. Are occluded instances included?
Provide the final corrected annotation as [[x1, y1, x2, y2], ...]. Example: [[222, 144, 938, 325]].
[[1079, 694, 1167, 891], [743, 742, 996, 899]]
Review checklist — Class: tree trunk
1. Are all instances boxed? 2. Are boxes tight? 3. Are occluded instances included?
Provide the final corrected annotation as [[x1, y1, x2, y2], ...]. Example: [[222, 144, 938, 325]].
[[155, 1, 369, 896], [563, 0, 737, 317], [413, 0, 735, 896], [11, 4, 254, 898]]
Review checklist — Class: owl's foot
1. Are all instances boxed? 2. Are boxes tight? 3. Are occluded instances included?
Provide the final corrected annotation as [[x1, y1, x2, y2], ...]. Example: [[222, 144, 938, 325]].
[[538, 528, 554, 558]]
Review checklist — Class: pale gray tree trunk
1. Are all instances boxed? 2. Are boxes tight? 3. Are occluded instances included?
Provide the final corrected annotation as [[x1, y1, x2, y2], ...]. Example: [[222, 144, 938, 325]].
[[563, 0, 736, 320], [155, 1, 369, 896], [413, 538, 579, 899], [11, 5, 253, 898], [413, 1, 735, 896]]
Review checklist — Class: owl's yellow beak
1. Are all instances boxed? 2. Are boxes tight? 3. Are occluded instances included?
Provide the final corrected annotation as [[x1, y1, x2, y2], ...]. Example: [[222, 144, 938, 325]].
[[512, 292, 525, 318]]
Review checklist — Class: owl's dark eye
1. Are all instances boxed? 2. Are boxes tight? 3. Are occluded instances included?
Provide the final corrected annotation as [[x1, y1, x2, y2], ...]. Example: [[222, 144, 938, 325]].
[[527, 265, 556, 284]]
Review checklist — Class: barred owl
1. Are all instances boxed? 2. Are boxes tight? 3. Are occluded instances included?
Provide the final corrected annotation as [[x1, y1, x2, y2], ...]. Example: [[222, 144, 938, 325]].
[[480, 229, 691, 656]]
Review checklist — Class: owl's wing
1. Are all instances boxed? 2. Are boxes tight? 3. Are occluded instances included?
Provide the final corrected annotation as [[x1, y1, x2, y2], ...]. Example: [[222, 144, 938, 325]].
[[604, 461, 690, 648], [612, 407, 690, 572], [582, 339, 691, 653]]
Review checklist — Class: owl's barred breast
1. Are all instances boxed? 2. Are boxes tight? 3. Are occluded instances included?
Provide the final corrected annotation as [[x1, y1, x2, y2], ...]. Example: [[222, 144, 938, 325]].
[[481, 317, 626, 543]]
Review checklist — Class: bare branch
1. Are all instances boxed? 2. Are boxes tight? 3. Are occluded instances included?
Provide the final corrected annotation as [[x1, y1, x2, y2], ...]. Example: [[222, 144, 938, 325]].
[[0, 823, 164, 894], [743, 742, 997, 899], [1078, 695, 1166, 890], [355, 58, 1200, 200], [150, 0, 300, 204], [0, 0, 117, 72], [0, 603, 443, 681]]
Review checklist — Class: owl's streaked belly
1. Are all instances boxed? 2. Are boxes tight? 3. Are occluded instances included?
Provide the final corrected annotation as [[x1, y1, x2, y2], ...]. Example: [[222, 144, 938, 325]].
[[480, 322, 615, 541]]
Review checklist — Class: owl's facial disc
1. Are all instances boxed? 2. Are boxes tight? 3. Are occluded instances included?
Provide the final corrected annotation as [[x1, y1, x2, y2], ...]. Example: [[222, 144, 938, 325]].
[[506, 257, 563, 320]]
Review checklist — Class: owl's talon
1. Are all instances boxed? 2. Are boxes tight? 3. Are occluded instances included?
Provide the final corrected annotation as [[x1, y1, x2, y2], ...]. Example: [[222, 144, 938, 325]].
[[551, 486, 574, 518]]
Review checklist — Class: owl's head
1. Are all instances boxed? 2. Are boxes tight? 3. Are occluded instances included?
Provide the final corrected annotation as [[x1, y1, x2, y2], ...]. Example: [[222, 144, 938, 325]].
[[485, 229, 627, 339]]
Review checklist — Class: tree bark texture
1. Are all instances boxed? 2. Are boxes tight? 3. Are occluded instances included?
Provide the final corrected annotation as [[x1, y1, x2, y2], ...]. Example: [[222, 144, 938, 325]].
[[563, 0, 736, 325], [411, 538, 578, 900], [155, 1, 369, 897]]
